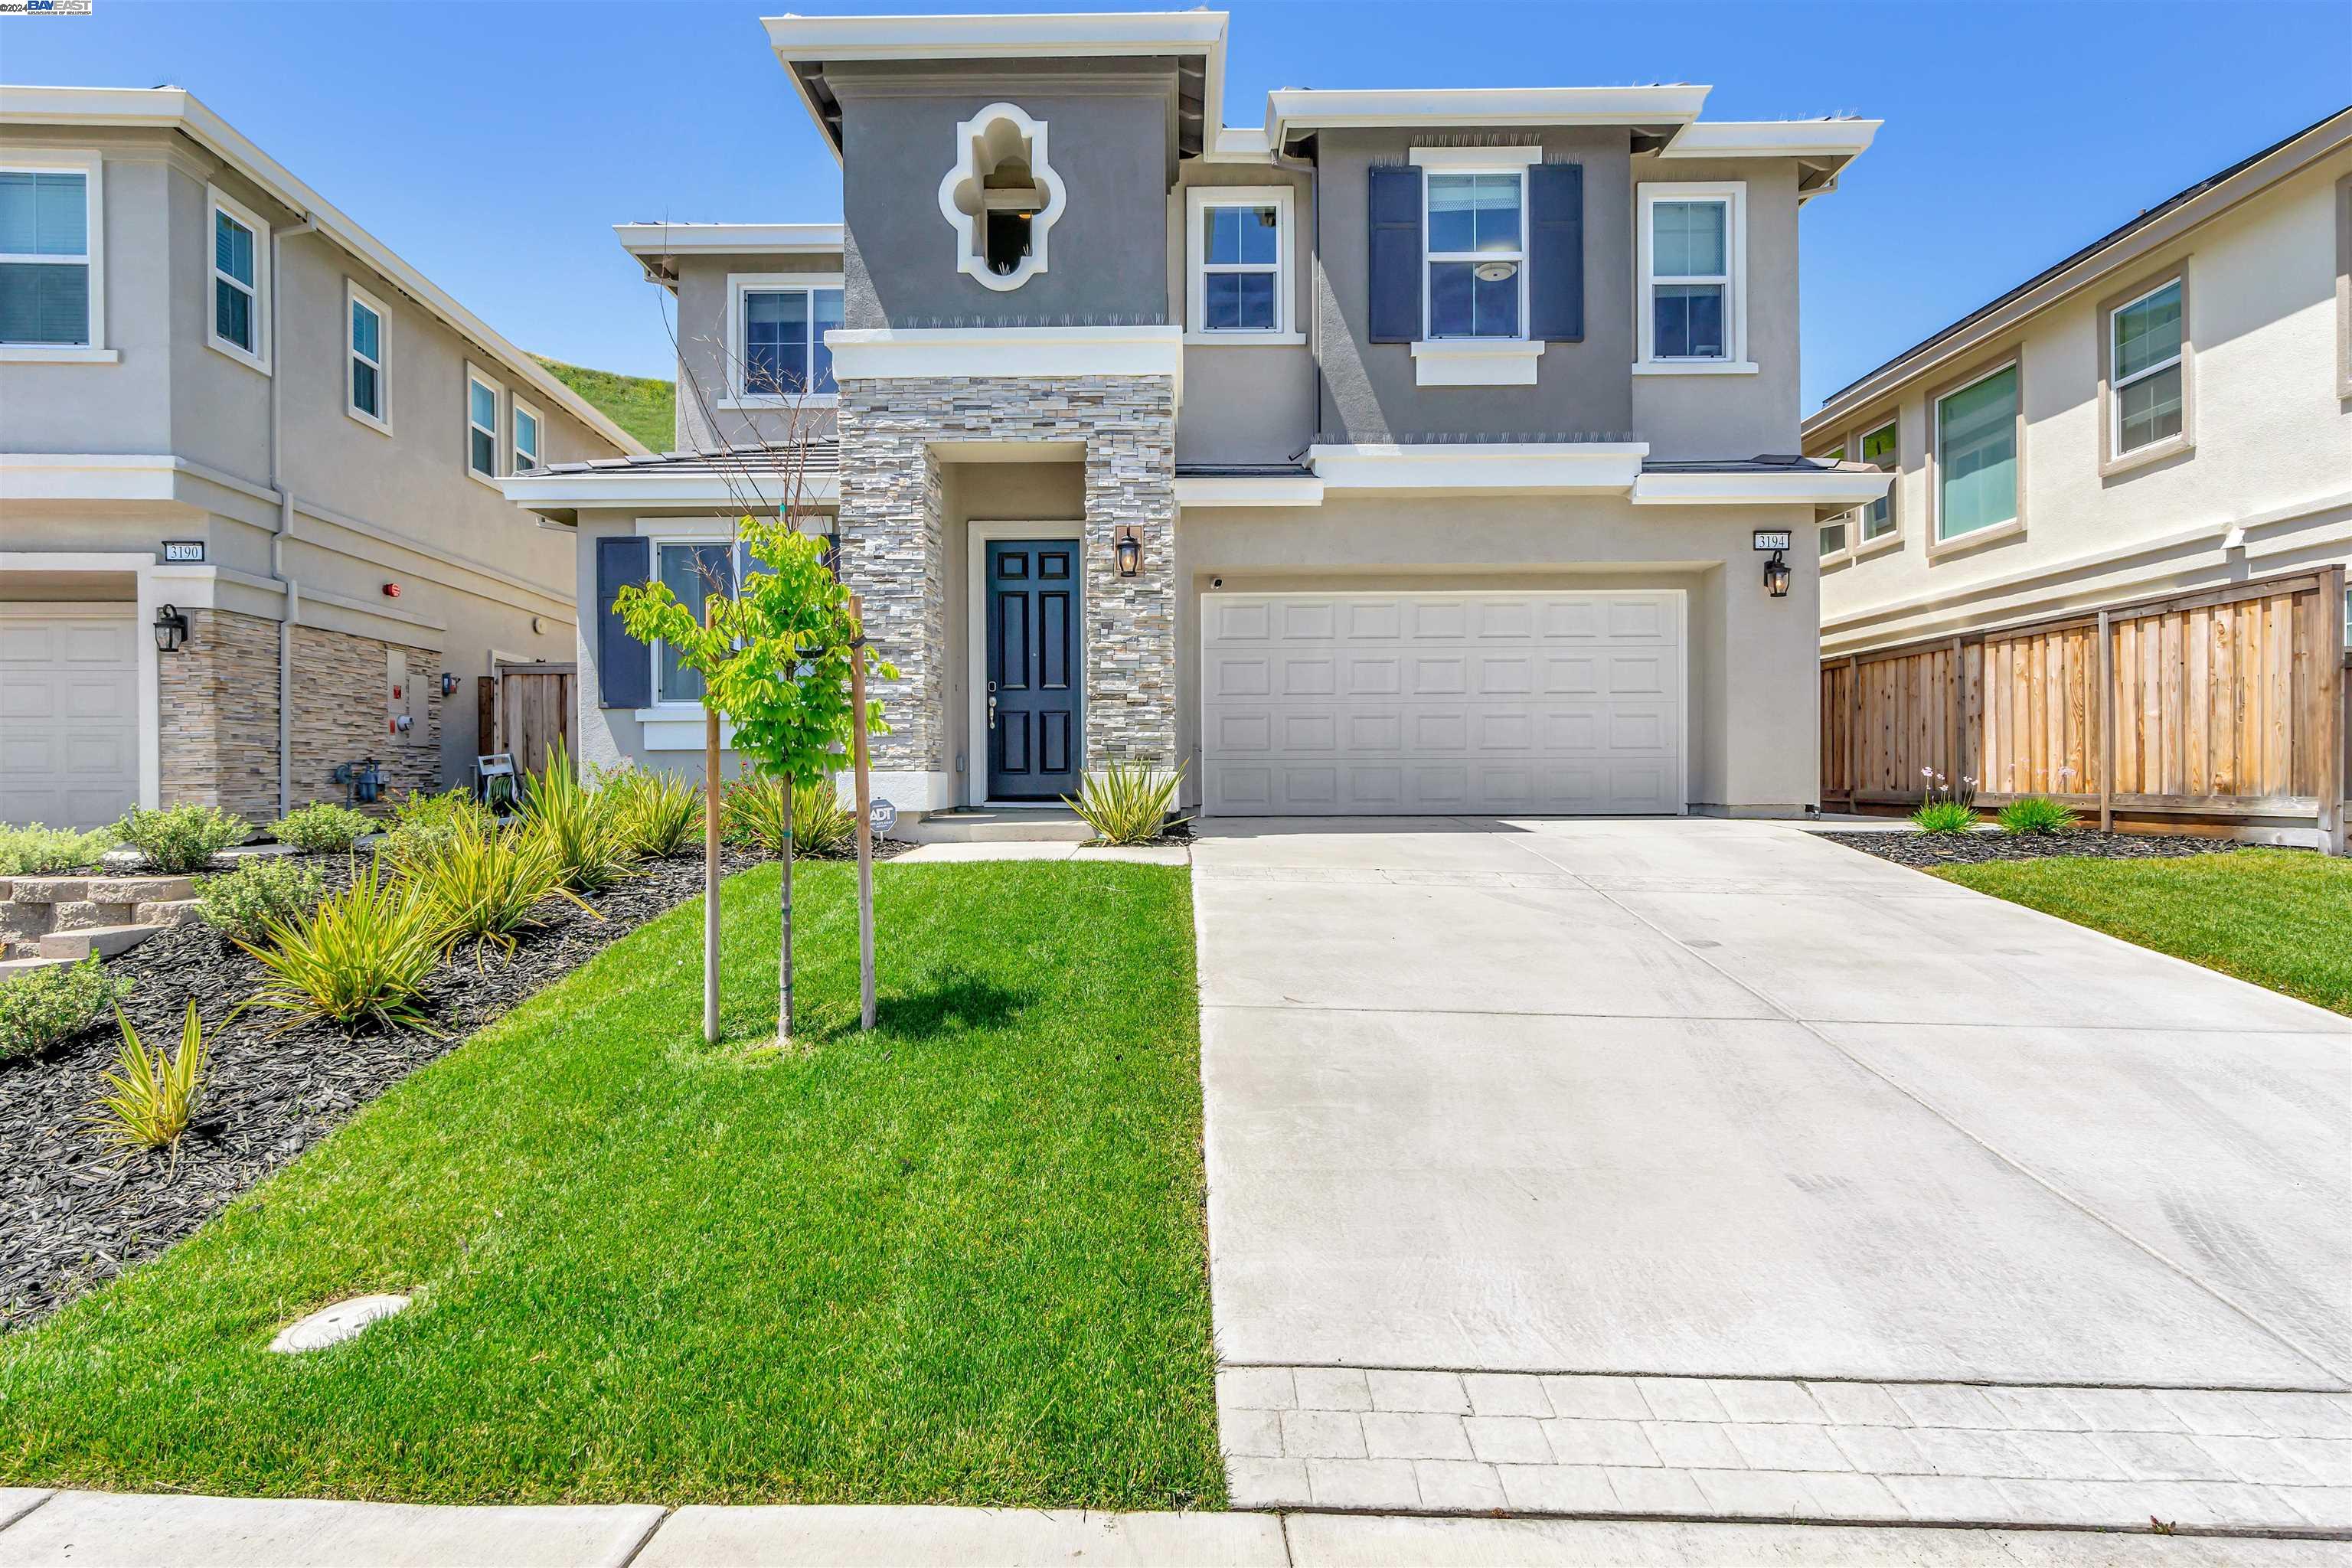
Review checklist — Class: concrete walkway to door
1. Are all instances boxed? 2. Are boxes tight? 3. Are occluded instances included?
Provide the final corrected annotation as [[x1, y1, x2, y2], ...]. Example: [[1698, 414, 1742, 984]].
[[1191, 818, 2351, 1533]]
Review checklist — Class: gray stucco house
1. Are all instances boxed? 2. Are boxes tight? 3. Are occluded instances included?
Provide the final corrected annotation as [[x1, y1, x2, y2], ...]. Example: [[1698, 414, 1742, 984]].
[[505, 9, 1887, 820], [0, 87, 642, 830]]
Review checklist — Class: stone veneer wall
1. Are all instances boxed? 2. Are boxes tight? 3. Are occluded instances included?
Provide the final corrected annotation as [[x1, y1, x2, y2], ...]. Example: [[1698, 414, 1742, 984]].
[[834, 374, 1178, 785], [289, 626, 441, 812], [159, 606, 279, 821]]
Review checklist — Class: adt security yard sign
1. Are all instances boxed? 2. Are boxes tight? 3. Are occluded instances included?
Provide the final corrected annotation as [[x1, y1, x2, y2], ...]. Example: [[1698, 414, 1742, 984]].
[[868, 799, 898, 838]]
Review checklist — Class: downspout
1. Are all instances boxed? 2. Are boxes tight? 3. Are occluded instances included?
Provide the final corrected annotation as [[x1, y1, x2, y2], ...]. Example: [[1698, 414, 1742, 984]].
[[267, 214, 320, 820]]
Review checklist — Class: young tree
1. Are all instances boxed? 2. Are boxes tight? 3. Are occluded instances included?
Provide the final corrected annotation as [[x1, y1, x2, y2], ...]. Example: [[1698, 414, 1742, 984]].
[[615, 519, 891, 1044]]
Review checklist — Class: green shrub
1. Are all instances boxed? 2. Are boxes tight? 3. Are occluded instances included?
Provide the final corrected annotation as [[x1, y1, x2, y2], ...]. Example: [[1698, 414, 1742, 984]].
[[382, 788, 498, 868], [599, 766, 704, 859], [517, 741, 636, 892], [113, 805, 250, 874], [83, 1000, 208, 1155], [1066, 762, 1189, 845], [1997, 795, 2079, 835], [410, 817, 593, 961], [241, 855, 442, 1033], [0, 822, 120, 875], [196, 856, 325, 946], [270, 802, 374, 854], [0, 956, 122, 1062], [1911, 799, 1978, 834]]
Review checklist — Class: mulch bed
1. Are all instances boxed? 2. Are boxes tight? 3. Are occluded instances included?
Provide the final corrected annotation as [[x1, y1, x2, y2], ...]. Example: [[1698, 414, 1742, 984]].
[[1, 840, 909, 1333], [1818, 828, 2252, 870]]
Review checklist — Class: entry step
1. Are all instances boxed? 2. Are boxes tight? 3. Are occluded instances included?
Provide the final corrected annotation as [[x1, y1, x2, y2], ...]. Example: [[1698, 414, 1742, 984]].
[[898, 808, 1093, 844]]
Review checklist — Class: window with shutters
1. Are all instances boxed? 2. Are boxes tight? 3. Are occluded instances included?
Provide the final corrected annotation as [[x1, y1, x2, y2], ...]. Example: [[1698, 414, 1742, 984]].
[[1186, 186, 1295, 341], [1635, 181, 1752, 374], [1400, 147, 1550, 386], [0, 154, 103, 357], [207, 186, 270, 373]]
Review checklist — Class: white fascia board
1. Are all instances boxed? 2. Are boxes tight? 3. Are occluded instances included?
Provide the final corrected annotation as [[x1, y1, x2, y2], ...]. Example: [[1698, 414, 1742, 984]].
[[1658, 119, 1880, 162], [1206, 126, 1273, 165], [498, 470, 841, 514], [1628, 469, 1893, 506], [1174, 474, 1325, 508], [0, 86, 646, 456], [0, 452, 278, 512], [826, 326, 1184, 393], [1267, 85, 1708, 142], [613, 223, 844, 257], [1308, 442, 1649, 495]]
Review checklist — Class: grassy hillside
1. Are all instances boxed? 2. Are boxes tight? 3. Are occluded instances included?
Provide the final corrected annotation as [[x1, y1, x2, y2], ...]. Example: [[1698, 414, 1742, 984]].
[[534, 356, 675, 452]]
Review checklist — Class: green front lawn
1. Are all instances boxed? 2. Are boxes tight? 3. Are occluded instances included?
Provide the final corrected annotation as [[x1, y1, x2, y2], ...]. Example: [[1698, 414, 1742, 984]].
[[1934, 848, 2352, 1017], [0, 861, 1223, 1509]]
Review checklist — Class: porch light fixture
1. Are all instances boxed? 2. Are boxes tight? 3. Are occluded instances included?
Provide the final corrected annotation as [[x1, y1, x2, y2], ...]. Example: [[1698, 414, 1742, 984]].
[[1115, 526, 1142, 578], [1762, 550, 1792, 599], [152, 603, 190, 654]]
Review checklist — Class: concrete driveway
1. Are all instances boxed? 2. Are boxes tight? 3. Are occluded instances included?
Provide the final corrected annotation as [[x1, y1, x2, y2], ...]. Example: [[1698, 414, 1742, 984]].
[[1192, 818, 2352, 1528]]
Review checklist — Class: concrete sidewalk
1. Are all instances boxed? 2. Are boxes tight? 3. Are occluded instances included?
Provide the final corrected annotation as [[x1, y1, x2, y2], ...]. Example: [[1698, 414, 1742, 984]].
[[0, 1491, 2342, 1566]]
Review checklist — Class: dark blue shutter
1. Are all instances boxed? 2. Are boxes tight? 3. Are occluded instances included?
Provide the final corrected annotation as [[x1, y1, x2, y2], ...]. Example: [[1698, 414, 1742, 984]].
[[1367, 165, 1423, 344], [1527, 162, 1585, 342], [595, 534, 652, 710]]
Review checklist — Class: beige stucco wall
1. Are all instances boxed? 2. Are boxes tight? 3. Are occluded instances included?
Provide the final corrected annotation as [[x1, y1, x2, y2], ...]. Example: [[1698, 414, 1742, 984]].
[[1817, 148, 2352, 655]]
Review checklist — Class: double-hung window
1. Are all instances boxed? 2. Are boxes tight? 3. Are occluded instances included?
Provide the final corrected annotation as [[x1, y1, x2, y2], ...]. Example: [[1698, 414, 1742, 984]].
[[512, 399, 542, 474], [1934, 362, 2020, 542], [207, 188, 269, 371], [466, 364, 503, 483], [654, 542, 736, 704], [1187, 187, 1292, 337], [1855, 420, 1898, 541], [2109, 279, 2184, 456], [347, 280, 388, 432], [1424, 169, 1524, 339], [1636, 183, 1748, 370], [729, 275, 844, 403], [0, 157, 101, 351]]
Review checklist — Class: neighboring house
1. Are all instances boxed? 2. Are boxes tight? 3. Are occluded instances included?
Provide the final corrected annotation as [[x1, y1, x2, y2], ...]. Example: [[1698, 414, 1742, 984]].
[[1808, 107, 2350, 848], [506, 8, 1888, 820], [0, 87, 644, 831]]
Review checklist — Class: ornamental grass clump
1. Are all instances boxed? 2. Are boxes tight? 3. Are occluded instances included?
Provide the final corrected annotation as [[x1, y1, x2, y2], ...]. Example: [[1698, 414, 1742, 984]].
[[600, 766, 704, 860], [792, 777, 854, 857], [518, 742, 638, 893], [270, 802, 374, 854], [196, 856, 325, 946], [1998, 795, 2080, 835], [241, 855, 442, 1034], [407, 815, 593, 962], [83, 1001, 209, 1158], [1909, 766, 1978, 835], [1067, 761, 1190, 845], [116, 804, 250, 874], [382, 788, 497, 868], [721, 774, 789, 855], [0, 822, 119, 875], [0, 956, 120, 1063]]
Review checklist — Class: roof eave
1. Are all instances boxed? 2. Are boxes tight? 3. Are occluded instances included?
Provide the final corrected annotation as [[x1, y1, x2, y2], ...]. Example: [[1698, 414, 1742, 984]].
[[1265, 84, 1710, 147]]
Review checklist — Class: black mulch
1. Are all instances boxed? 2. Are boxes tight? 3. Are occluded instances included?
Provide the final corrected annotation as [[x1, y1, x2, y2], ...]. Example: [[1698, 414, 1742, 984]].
[[1818, 828, 2252, 870], [1, 839, 909, 1333]]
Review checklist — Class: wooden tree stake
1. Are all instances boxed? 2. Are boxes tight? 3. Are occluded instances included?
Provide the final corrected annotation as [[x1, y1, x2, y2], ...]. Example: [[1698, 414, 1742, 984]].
[[849, 593, 877, 1031]]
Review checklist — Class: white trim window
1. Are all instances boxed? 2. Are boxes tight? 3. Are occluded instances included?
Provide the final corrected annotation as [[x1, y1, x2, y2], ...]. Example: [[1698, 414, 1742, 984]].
[[1935, 361, 2020, 541], [466, 363, 504, 484], [512, 397, 543, 474], [726, 273, 844, 404], [207, 186, 269, 372], [1186, 185, 1294, 340], [1854, 419, 1897, 542], [2110, 279, 2184, 455], [1421, 161, 1527, 340], [0, 152, 104, 355], [653, 538, 734, 704], [346, 279, 390, 433], [1635, 181, 1749, 372]]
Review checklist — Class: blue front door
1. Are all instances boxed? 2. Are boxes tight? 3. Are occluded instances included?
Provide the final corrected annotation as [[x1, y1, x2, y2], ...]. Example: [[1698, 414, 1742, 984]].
[[986, 539, 1081, 800]]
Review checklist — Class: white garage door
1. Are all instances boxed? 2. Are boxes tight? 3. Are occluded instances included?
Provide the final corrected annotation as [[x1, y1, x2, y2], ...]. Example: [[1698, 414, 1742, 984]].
[[0, 609, 141, 830], [1201, 590, 1684, 817]]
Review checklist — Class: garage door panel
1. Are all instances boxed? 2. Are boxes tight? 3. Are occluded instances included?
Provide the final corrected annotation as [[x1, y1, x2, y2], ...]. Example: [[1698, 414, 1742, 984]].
[[1203, 590, 1683, 818], [0, 610, 139, 831]]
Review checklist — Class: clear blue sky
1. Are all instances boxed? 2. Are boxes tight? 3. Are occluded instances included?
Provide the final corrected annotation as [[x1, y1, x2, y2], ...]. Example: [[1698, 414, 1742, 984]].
[[7, 1, 2347, 408]]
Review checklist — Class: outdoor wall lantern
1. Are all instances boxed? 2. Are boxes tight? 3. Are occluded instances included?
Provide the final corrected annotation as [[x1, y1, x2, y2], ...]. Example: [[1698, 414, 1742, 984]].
[[440, 672, 460, 697], [152, 603, 190, 654], [1762, 550, 1792, 599], [1115, 526, 1143, 578]]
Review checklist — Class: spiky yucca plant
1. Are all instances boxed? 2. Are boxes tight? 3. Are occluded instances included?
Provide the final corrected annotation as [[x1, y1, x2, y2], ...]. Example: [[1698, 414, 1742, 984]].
[[517, 741, 638, 892], [242, 854, 443, 1033], [792, 776, 854, 857], [1066, 762, 1189, 845], [409, 816, 594, 962], [599, 766, 705, 860], [84, 1001, 209, 1157]]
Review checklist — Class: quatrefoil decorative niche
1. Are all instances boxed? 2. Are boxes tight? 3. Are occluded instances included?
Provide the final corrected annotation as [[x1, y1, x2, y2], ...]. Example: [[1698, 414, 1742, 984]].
[[937, 102, 1066, 292]]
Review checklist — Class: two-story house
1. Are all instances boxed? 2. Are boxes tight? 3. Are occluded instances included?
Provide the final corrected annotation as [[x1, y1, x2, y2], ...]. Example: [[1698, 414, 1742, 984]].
[[506, 9, 1887, 822], [1808, 107, 2349, 850], [0, 87, 644, 831]]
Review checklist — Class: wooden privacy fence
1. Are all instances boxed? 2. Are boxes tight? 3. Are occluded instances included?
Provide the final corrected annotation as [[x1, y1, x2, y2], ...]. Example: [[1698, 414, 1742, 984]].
[[1823, 567, 2347, 841]]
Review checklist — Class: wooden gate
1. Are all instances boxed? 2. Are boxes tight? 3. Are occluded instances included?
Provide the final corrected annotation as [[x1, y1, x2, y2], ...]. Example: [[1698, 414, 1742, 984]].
[[476, 664, 575, 782], [1823, 567, 2346, 844]]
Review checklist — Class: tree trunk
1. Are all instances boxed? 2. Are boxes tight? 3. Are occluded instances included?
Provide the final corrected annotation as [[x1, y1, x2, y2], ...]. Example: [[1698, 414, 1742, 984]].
[[778, 772, 794, 1045]]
